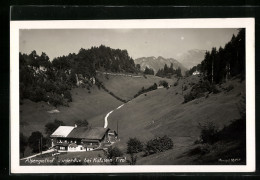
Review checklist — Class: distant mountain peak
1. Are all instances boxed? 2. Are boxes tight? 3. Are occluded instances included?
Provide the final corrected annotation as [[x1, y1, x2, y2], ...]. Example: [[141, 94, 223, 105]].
[[177, 49, 207, 69], [134, 56, 187, 75]]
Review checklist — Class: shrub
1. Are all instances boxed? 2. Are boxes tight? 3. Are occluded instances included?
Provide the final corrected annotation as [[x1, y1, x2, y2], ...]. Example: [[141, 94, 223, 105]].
[[211, 84, 220, 94], [127, 138, 143, 154], [198, 122, 219, 144], [174, 81, 178, 86], [45, 119, 65, 136], [75, 119, 89, 127], [20, 133, 27, 158], [226, 84, 234, 92], [183, 85, 188, 91], [145, 135, 173, 155], [64, 90, 72, 102], [105, 146, 123, 165], [48, 93, 64, 107], [127, 153, 138, 165], [159, 80, 169, 88], [183, 80, 220, 103], [188, 145, 210, 156], [134, 83, 157, 98], [28, 131, 48, 153]]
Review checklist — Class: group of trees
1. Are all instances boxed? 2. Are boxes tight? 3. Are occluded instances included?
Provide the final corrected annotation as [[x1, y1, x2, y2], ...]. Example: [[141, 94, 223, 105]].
[[185, 64, 202, 76], [200, 29, 245, 83], [126, 136, 173, 164], [143, 67, 155, 75], [20, 119, 89, 157], [20, 45, 138, 106], [156, 63, 182, 78], [20, 131, 49, 156], [133, 83, 158, 98]]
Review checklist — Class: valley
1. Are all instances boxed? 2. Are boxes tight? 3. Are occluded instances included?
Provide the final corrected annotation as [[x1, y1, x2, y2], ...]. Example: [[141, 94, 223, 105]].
[[20, 72, 245, 165]]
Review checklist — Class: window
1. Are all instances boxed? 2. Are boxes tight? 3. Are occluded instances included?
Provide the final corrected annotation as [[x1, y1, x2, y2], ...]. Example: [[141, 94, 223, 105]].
[[60, 146, 65, 150]]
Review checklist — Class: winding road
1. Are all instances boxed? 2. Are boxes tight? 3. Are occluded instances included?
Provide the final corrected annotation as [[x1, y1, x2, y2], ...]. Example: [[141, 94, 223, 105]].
[[104, 103, 125, 128]]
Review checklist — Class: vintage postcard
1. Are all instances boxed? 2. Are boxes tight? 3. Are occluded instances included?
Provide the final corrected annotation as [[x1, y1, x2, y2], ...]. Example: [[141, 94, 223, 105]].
[[10, 18, 255, 173]]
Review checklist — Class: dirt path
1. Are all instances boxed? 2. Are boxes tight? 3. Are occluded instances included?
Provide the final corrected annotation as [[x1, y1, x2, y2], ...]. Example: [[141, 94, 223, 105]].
[[104, 103, 125, 128]]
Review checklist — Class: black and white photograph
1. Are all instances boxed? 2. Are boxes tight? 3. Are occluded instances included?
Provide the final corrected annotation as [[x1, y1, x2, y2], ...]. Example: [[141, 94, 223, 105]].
[[10, 19, 255, 173]]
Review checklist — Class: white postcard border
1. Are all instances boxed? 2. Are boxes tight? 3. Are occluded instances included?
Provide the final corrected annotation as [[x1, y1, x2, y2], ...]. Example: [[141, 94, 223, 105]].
[[10, 18, 255, 173]]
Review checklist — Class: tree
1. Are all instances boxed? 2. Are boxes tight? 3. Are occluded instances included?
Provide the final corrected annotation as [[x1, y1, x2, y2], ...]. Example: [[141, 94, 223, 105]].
[[64, 90, 72, 102], [144, 67, 154, 75], [145, 135, 173, 155], [20, 133, 27, 157], [45, 119, 65, 136], [175, 67, 182, 77], [127, 137, 143, 154], [105, 146, 123, 165], [159, 80, 169, 88], [200, 29, 245, 84], [75, 119, 89, 127], [28, 131, 47, 153], [136, 64, 141, 71]]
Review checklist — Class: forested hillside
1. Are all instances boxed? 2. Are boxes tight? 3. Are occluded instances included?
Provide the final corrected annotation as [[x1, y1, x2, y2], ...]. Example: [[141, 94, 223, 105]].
[[186, 29, 245, 83], [19, 45, 138, 106]]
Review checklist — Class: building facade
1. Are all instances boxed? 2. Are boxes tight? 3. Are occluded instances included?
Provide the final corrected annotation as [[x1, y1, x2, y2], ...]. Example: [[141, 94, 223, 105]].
[[50, 125, 113, 152]]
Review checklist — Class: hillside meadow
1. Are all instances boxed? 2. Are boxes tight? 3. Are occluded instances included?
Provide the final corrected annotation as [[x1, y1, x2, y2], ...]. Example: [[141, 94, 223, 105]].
[[20, 73, 245, 164]]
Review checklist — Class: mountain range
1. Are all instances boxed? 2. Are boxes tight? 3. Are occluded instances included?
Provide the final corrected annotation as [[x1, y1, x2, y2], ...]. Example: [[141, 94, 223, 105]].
[[134, 56, 187, 75], [176, 49, 207, 69]]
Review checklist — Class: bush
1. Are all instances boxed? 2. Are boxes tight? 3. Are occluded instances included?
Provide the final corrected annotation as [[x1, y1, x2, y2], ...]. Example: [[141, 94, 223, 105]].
[[226, 84, 234, 92], [183, 85, 188, 91], [198, 122, 219, 144], [145, 135, 173, 155], [159, 80, 168, 88], [188, 145, 210, 156], [211, 84, 220, 94], [75, 119, 89, 127], [28, 131, 48, 153], [48, 93, 64, 107], [105, 146, 123, 165], [45, 119, 65, 136], [174, 81, 178, 86], [20, 133, 27, 158], [127, 137, 143, 154], [183, 80, 220, 103], [134, 83, 157, 98], [64, 90, 72, 102]]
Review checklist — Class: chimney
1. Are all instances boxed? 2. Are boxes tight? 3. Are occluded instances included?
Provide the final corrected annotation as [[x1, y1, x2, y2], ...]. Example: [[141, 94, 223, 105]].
[[74, 124, 77, 128]]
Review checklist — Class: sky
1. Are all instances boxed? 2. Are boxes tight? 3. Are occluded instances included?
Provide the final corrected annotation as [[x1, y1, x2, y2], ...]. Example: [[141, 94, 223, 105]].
[[19, 28, 238, 61]]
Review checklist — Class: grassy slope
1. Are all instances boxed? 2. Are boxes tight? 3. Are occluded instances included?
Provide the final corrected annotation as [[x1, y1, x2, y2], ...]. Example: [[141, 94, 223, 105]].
[[20, 86, 122, 137], [20, 74, 172, 137], [20, 73, 245, 165], [106, 76, 245, 165], [96, 73, 175, 101], [20, 73, 172, 159]]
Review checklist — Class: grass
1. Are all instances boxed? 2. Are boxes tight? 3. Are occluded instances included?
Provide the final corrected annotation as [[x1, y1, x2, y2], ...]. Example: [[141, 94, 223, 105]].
[[106, 76, 245, 164], [96, 73, 175, 101], [20, 73, 245, 165], [20, 86, 122, 137]]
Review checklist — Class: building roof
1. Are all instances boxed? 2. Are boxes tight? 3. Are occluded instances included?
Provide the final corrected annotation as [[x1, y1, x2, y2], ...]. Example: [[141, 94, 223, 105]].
[[50, 125, 109, 140], [50, 126, 75, 137], [67, 127, 109, 140]]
